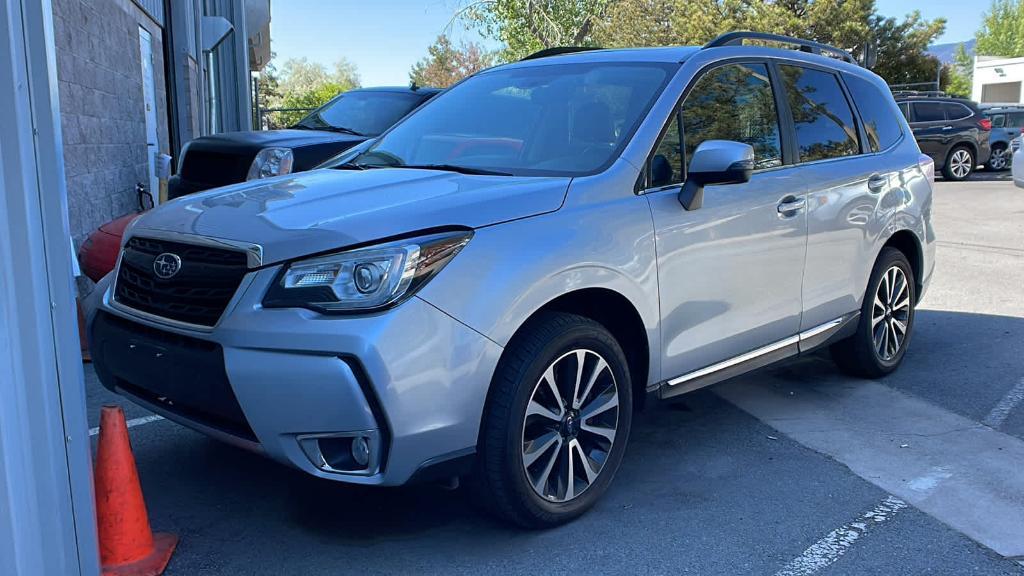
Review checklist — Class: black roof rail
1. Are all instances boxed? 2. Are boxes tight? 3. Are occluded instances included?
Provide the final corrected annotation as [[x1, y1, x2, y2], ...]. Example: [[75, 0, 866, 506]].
[[521, 46, 601, 61], [704, 31, 857, 65]]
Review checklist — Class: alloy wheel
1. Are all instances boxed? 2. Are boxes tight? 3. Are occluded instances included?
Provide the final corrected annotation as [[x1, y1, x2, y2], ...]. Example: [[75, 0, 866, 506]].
[[521, 349, 619, 503], [871, 266, 912, 361], [989, 148, 1009, 170], [949, 149, 973, 179]]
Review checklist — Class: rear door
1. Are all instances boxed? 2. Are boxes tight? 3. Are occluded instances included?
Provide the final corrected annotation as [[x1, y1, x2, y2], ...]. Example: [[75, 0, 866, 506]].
[[776, 66, 905, 334], [646, 61, 808, 383], [910, 101, 950, 163]]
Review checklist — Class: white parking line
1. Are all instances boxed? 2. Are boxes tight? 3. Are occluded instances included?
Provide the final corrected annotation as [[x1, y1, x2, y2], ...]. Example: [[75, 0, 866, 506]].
[[774, 496, 908, 576], [983, 377, 1024, 429], [88, 414, 165, 437]]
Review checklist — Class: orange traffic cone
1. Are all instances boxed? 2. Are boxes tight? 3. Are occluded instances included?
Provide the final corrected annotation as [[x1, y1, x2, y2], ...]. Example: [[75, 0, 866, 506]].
[[94, 405, 177, 576]]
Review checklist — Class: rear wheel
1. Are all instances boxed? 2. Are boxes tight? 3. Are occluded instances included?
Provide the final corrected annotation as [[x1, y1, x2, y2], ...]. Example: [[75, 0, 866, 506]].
[[831, 248, 916, 378], [943, 146, 975, 181], [986, 144, 1010, 171], [473, 312, 632, 528]]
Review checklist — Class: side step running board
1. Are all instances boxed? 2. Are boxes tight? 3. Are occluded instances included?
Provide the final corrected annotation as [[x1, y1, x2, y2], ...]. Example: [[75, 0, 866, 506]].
[[658, 313, 859, 399]]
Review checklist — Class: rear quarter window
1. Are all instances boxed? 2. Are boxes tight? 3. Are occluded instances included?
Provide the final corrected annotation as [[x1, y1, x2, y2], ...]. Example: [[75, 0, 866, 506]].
[[843, 74, 903, 152], [940, 103, 973, 121]]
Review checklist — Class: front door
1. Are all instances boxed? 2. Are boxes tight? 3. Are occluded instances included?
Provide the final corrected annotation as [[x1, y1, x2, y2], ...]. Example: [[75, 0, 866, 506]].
[[645, 62, 807, 384]]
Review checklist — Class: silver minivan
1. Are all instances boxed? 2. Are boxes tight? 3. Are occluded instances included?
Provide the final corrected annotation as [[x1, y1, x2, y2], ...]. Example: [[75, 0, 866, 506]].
[[88, 33, 935, 527]]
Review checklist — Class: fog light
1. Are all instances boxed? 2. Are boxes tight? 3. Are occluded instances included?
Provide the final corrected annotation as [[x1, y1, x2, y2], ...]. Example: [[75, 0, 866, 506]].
[[351, 436, 370, 467]]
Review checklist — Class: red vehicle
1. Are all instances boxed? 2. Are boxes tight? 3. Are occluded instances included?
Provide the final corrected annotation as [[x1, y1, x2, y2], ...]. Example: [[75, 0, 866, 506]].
[[78, 212, 141, 282]]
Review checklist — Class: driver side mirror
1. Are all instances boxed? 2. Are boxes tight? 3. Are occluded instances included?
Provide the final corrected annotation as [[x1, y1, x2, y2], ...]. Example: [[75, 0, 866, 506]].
[[679, 140, 754, 211]]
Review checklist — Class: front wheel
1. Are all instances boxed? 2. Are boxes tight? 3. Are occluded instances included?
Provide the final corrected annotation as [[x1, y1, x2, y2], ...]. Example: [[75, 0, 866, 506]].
[[472, 312, 632, 528], [943, 146, 975, 181], [831, 248, 917, 378]]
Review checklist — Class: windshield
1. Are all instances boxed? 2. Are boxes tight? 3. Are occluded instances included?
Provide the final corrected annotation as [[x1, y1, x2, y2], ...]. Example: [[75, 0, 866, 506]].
[[351, 62, 676, 177], [296, 91, 426, 136]]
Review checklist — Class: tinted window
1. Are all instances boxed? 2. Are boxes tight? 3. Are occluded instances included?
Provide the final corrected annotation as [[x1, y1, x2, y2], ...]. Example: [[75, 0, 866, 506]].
[[843, 74, 903, 152], [298, 92, 426, 136], [899, 102, 911, 120], [779, 65, 860, 162], [989, 113, 1006, 128], [1007, 112, 1024, 127], [941, 103, 972, 121], [681, 63, 782, 170], [913, 102, 946, 122], [649, 111, 683, 187], [354, 63, 675, 177]]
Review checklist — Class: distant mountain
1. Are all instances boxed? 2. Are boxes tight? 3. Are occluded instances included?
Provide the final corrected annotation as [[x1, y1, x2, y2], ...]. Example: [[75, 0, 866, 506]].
[[928, 39, 976, 64]]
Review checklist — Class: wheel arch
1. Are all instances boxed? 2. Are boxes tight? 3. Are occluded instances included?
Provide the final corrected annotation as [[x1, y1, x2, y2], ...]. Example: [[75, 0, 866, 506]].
[[498, 287, 653, 413], [881, 229, 924, 302]]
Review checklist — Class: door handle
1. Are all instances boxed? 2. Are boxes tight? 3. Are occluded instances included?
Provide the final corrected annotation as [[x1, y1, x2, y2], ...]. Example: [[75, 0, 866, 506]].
[[777, 196, 805, 216], [867, 173, 887, 193], [942, 125, 954, 130]]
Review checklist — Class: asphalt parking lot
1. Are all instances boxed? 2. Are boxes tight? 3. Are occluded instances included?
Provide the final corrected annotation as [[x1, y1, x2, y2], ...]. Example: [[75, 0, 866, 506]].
[[84, 172, 1024, 575]]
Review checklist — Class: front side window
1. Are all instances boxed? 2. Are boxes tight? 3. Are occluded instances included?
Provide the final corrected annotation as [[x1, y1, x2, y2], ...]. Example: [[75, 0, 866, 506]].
[[352, 62, 676, 177], [779, 65, 860, 162], [649, 111, 683, 187], [843, 73, 903, 152], [913, 102, 946, 123], [681, 62, 782, 170]]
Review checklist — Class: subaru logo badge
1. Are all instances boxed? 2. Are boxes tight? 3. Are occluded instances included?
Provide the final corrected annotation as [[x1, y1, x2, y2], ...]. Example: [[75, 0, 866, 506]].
[[153, 253, 182, 279]]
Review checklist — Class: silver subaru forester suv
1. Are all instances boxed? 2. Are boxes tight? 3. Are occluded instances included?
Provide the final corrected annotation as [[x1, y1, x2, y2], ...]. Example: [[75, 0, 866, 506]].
[[88, 32, 935, 527]]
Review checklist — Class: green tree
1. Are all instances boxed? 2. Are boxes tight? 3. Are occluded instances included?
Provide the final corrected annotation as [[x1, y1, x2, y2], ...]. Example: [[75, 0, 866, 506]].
[[976, 0, 1024, 57], [944, 43, 974, 98], [462, 0, 613, 60], [868, 11, 947, 88], [264, 57, 361, 128], [410, 35, 496, 87]]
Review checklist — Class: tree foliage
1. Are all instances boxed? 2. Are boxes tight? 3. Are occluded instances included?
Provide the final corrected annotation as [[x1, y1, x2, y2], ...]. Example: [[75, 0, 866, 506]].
[[976, 0, 1024, 57], [944, 43, 974, 98], [459, 0, 948, 87], [463, 0, 613, 60], [410, 35, 496, 87], [257, 57, 361, 128]]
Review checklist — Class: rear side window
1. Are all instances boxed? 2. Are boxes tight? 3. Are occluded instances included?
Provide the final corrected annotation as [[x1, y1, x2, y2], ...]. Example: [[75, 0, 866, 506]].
[[1007, 112, 1024, 127], [779, 65, 860, 162], [913, 102, 946, 122], [941, 103, 973, 121], [843, 74, 903, 152]]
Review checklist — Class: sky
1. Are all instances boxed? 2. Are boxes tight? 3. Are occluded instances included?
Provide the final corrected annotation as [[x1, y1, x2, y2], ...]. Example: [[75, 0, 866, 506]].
[[269, 1, 985, 87]]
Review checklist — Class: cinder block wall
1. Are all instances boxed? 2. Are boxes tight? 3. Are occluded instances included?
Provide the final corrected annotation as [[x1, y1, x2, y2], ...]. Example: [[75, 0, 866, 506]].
[[51, 0, 169, 259]]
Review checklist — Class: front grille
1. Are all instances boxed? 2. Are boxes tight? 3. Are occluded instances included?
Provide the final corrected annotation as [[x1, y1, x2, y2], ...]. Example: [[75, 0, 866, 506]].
[[114, 236, 249, 327], [180, 150, 256, 186]]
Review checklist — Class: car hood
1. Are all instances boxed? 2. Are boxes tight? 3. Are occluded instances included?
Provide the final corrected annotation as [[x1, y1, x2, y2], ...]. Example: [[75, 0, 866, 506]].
[[131, 168, 570, 265], [188, 129, 366, 153]]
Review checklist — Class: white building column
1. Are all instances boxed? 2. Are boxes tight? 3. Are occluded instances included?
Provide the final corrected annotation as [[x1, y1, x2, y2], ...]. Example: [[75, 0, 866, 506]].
[[0, 0, 100, 574]]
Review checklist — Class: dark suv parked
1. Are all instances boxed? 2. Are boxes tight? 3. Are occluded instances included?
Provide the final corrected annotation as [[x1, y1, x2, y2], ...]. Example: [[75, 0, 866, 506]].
[[168, 86, 441, 199], [982, 105, 1024, 170], [896, 95, 991, 181]]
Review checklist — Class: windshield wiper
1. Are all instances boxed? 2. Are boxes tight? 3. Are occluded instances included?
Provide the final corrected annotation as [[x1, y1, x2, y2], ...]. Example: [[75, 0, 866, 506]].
[[392, 164, 512, 176], [321, 126, 365, 136]]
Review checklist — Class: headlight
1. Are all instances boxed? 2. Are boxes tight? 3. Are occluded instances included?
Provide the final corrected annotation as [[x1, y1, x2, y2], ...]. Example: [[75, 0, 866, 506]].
[[263, 231, 472, 313], [246, 147, 294, 180]]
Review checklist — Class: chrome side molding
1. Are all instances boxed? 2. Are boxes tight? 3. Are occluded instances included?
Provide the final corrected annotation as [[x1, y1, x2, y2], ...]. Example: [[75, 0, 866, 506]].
[[660, 313, 858, 399]]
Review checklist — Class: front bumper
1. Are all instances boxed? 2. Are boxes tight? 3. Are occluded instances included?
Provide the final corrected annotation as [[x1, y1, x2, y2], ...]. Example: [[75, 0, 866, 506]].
[[87, 267, 503, 486]]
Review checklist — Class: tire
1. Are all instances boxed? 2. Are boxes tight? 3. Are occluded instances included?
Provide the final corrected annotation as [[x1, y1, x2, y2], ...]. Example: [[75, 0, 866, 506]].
[[942, 145, 975, 181], [985, 143, 1010, 171], [831, 247, 916, 378], [472, 311, 633, 528]]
